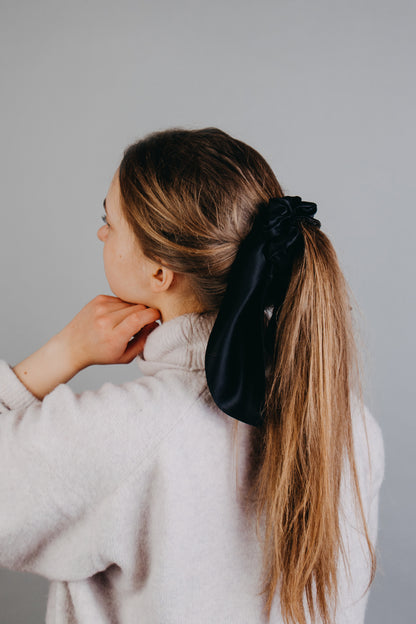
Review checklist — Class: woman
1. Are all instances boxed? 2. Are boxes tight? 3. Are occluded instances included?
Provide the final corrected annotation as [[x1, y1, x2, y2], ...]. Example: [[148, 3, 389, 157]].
[[0, 127, 384, 623]]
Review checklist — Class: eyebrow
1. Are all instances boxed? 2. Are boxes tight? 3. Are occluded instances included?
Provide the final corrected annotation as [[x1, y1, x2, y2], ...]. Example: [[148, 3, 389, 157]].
[[103, 198, 107, 213]]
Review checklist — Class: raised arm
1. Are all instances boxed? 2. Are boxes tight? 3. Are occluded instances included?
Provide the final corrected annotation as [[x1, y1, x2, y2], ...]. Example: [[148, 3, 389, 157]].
[[12, 295, 160, 400]]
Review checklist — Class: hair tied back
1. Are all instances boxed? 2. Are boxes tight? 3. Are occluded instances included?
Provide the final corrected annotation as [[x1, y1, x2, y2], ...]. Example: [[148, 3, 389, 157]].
[[205, 195, 321, 427]]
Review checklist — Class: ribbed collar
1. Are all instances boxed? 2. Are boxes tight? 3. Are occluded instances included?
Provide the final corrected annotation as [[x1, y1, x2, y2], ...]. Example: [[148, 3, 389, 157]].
[[137, 311, 218, 376]]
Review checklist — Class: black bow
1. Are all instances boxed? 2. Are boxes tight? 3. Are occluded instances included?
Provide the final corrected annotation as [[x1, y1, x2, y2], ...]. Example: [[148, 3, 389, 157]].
[[204, 196, 321, 427]]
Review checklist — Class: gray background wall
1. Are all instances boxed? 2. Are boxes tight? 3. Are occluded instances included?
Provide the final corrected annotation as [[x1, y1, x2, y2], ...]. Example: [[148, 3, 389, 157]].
[[0, 0, 414, 622]]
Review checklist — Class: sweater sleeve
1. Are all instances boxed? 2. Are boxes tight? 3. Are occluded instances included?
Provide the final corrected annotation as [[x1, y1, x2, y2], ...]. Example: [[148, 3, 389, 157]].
[[0, 358, 159, 582]]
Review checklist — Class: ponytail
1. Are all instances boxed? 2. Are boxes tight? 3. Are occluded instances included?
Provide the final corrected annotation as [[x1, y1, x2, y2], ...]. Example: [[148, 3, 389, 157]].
[[249, 224, 376, 623]]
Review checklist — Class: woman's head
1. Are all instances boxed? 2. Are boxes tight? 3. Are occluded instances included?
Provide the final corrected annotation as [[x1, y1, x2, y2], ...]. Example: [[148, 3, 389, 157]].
[[98, 165, 206, 321], [117, 127, 283, 312]]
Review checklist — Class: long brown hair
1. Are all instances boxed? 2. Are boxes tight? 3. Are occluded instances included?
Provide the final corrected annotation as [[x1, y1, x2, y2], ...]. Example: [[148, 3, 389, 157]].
[[118, 127, 376, 623]]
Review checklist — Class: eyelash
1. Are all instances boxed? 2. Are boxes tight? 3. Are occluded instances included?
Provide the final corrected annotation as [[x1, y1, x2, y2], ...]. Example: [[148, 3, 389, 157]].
[[101, 214, 110, 227]]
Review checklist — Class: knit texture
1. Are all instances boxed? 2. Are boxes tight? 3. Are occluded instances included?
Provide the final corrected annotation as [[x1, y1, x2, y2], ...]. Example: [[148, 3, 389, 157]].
[[0, 312, 385, 623]]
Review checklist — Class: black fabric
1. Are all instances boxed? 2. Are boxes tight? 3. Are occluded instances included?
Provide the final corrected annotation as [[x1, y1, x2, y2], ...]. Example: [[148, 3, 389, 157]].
[[204, 196, 321, 427]]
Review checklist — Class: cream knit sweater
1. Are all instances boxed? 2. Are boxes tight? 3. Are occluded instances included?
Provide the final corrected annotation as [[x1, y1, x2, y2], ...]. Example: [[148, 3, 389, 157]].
[[0, 311, 384, 623]]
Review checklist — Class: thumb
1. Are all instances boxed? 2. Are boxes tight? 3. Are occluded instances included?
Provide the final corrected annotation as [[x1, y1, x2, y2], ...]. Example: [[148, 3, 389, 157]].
[[122, 320, 160, 362]]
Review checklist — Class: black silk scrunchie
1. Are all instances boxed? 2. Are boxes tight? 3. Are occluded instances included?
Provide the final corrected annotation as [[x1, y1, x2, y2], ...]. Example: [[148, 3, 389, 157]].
[[204, 196, 321, 427]]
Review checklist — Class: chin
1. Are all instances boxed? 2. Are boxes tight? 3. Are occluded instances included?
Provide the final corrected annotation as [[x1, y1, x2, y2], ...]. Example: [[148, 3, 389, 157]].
[[111, 287, 149, 307], [108, 285, 131, 303]]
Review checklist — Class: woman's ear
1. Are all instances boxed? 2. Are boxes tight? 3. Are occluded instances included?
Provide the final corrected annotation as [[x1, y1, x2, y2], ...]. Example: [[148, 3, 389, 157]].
[[150, 265, 175, 293]]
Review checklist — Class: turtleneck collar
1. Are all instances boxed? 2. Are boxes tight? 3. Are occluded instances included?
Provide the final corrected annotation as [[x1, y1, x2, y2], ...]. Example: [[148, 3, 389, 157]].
[[137, 311, 218, 376]]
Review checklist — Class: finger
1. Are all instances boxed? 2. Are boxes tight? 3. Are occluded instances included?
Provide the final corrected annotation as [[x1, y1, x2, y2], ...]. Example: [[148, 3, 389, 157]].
[[120, 321, 159, 362], [94, 297, 148, 318], [116, 307, 161, 343], [106, 303, 157, 326]]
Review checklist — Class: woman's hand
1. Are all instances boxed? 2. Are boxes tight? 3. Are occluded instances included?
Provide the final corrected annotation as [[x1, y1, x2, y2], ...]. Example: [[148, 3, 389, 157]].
[[12, 295, 161, 400], [58, 295, 161, 369]]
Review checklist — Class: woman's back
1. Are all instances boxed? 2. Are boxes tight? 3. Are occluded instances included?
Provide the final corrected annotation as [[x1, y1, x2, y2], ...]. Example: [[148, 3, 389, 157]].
[[0, 312, 383, 623]]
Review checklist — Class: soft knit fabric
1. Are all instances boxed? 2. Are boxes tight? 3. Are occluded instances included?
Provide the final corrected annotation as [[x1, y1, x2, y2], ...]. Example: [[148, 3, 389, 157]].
[[0, 311, 384, 624]]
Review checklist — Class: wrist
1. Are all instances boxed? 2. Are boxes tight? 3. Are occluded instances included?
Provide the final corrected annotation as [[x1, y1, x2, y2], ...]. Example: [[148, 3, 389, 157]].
[[12, 333, 86, 400], [54, 326, 91, 371]]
